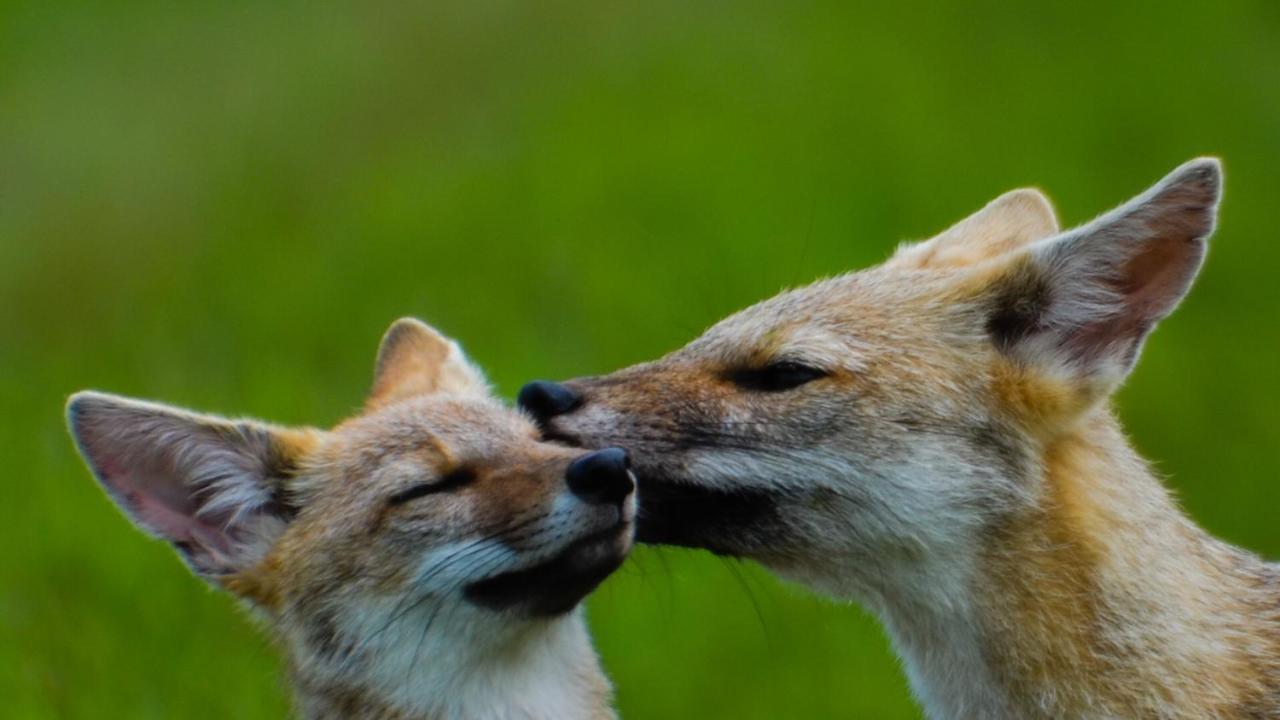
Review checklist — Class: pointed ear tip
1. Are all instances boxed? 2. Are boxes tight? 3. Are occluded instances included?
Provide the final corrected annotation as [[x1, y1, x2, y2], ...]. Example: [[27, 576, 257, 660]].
[[65, 392, 120, 475], [1186, 155, 1223, 173], [66, 393, 91, 442], [388, 315, 427, 329], [66, 389, 155, 416], [378, 318, 440, 364], [1170, 157, 1224, 198], [990, 187, 1060, 235], [382, 316, 449, 355], [66, 390, 116, 426], [383, 317, 449, 345], [1001, 186, 1052, 203], [1000, 187, 1058, 215], [385, 316, 429, 336], [66, 391, 90, 416]]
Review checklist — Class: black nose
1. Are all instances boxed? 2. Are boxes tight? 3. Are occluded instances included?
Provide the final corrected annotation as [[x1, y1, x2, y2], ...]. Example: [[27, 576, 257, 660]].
[[565, 448, 634, 506], [517, 380, 581, 421]]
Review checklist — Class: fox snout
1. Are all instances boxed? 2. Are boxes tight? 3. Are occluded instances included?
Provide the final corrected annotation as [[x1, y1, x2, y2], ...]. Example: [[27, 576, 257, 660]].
[[518, 377, 788, 558], [565, 447, 634, 507], [519, 379, 600, 450], [519, 379, 621, 445], [518, 380, 583, 421]]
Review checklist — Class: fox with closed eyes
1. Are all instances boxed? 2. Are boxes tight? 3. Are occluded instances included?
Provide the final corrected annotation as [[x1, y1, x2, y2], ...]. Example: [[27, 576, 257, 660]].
[[68, 318, 637, 720]]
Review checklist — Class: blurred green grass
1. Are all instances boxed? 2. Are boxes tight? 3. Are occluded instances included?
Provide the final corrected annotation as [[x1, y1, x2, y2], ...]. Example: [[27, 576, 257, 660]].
[[3, 1, 1279, 718]]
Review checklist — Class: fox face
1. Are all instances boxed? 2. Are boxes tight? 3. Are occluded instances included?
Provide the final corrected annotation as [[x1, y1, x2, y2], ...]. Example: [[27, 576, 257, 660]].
[[521, 160, 1220, 602], [68, 319, 635, 714]]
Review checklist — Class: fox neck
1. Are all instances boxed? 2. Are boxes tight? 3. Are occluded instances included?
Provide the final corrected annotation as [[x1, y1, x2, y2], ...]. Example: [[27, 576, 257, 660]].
[[285, 605, 615, 720], [874, 410, 1280, 719]]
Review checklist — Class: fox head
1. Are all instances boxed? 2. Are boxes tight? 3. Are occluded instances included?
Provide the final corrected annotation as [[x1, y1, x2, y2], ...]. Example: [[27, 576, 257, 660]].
[[520, 159, 1220, 601], [68, 318, 635, 698]]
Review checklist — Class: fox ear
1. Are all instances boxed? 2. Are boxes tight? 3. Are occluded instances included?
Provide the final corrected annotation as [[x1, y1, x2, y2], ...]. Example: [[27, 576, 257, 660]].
[[367, 317, 488, 409], [891, 188, 1060, 270], [67, 392, 317, 581], [986, 158, 1221, 392]]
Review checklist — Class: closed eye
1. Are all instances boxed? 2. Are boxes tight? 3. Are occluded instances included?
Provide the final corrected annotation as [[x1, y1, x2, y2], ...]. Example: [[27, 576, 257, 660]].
[[387, 468, 477, 505], [727, 361, 828, 392]]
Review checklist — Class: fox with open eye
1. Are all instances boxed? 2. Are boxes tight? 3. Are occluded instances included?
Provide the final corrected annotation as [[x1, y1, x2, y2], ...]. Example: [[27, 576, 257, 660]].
[[67, 318, 636, 720]]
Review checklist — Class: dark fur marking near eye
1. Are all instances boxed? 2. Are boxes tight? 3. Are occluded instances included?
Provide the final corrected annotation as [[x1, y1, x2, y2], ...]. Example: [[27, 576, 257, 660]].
[[987, 267, 1053, 351], [727, 361, 827, 392], [387, 468, 477, 505]]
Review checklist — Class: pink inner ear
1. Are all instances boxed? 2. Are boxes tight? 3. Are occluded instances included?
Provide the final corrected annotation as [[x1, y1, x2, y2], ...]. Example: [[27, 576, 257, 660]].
[[96, 454, 126, 480], [69, 393, 288, 578], [126, 490, 198, 541], [1119, 236, 1204, 319], [100, 462, 239, 559], [1062, 223, 1206, 370]]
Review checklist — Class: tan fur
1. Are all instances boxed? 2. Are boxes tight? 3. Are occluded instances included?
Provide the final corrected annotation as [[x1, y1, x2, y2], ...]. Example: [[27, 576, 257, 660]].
[[979, 415, 1280, 718], [534, 158, 1280, 718], [69, 319, 629, 720]]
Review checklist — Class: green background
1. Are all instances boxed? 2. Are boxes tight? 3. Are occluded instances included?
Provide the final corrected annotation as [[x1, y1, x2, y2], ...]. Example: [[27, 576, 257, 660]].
[[4, 1, 1279, 718]]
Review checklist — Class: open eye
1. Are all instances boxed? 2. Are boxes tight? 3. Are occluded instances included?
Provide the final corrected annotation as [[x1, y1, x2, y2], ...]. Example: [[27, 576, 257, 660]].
[[387, 468, 477, 505], [728, 361, 828, 392]]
